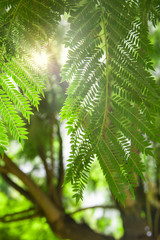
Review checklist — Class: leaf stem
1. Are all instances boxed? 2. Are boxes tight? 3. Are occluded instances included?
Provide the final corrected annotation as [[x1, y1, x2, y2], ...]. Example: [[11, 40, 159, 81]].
[[99, 0, 109, 137]]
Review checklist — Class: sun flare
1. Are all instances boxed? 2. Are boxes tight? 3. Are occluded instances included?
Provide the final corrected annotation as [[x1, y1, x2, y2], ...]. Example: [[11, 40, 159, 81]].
[[33, 51, 48, 68]]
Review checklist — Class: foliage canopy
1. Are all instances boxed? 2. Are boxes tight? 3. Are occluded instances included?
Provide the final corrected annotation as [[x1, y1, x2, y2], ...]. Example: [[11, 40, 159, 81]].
[[0, 0, 160, 204]]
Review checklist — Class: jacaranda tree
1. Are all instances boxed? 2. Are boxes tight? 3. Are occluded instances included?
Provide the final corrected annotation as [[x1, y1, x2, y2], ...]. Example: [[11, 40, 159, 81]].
[[0, 1, 160, 239]]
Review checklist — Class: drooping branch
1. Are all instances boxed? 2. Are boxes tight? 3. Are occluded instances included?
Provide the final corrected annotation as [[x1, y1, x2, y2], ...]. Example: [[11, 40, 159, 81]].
[[1, 173, 34, 202]]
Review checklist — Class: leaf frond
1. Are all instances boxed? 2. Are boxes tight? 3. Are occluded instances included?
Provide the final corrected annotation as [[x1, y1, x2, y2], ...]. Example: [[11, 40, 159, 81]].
[[61, 0, 160, 203]]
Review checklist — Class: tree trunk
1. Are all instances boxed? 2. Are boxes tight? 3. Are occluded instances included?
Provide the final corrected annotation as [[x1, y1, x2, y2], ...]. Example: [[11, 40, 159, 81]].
[[49, 214, 114, 240], [120, 207, 152, 240], [118, 183, 153, 240]]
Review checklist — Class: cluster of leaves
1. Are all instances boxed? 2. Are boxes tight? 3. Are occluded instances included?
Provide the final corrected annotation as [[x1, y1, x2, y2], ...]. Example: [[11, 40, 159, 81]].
[[61, 0, 160, 203], [0, 0, 160, 203], [0, 0, 65, 154]]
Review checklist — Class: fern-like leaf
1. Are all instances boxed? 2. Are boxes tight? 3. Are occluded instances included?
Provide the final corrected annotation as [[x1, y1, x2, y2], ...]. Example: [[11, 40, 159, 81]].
[[61, 0, 160, 203], [0, 120, 8, 156], [0, 0, 66, 154]]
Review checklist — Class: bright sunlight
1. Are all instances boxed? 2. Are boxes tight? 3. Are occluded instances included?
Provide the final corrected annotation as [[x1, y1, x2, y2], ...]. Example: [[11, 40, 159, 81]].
[[32, 51, 48, 68]]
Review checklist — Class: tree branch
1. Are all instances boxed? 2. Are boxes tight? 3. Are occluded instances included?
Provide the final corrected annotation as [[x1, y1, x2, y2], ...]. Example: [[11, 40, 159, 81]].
[[68, 205, 116, 216], [57, 120, 64, 201], [0, 166, 9, 174], [50, 214, 115, 240], [50, 111, 55, 175], [47, 108, 61, 206], [1, 207, 35, 217], [39, 147, 51, 183], [0, 213, 39, 223], [0, 208, 39, 223], [39, 145, 62, 208], [2, 153, 62, 223], [1, 173, 34, 202]]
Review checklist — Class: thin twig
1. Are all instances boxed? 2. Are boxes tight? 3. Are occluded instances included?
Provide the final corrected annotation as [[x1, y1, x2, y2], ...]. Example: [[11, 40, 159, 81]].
[[50, 112, 55, 175], [38, 137, 61, 208], [57, 120, 64, 201], [0, 207, 35, 218], [1, 173, 34, 202], [68, 205, 116, 215], [39, 147, 50, 182], [0, 210, 39, 223], [0, 214, 39, 223], [0, 207, 40, 223]]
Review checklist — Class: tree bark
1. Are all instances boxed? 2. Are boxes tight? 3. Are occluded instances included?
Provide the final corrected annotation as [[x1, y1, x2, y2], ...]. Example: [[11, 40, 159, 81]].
[[120, 207, 151, 240], [117, 183, 153, 240], [2, 154, 115, 240], [49, 214, 114, 240], [3, 154, 61, 223]]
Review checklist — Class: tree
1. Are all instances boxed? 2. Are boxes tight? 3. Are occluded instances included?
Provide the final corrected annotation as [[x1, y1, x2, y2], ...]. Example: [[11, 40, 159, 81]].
[[0, 1, 160, 239]]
